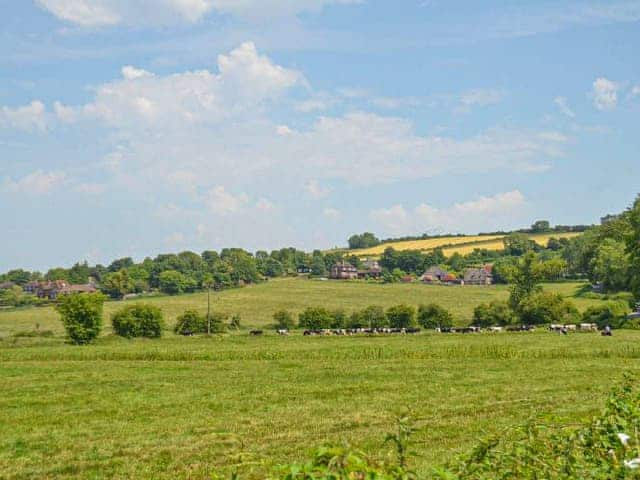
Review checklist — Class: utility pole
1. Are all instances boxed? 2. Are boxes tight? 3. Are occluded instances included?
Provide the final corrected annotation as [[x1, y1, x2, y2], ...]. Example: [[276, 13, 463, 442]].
[[207, 283, 211, 335]]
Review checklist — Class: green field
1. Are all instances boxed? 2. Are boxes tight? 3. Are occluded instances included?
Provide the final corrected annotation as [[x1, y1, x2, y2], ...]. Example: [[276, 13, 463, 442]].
[[0, 279, 630, 479], [0, 278, 602, 338]]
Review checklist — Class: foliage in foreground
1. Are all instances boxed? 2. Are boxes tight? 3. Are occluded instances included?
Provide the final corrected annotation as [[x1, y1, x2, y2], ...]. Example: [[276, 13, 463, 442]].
[[174, 309, 227, 335], [111, 304, 164, 338], [55, 293, 106, 345], [237, 376, 640, 479]]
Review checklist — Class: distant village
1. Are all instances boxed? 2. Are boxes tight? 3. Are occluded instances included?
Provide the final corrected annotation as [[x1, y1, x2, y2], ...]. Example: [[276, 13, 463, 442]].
[[0, 280, 97, 300], [327, 260, 494, 285]]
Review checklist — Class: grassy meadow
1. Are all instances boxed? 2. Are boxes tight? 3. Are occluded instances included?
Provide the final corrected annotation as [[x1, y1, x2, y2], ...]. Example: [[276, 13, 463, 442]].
[[0, 278, 631, 479], [0, 278, 601, 337]]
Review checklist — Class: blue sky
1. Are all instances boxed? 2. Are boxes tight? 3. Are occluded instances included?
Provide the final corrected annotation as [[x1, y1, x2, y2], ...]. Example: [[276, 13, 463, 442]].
[[1, 0, 639, 272]]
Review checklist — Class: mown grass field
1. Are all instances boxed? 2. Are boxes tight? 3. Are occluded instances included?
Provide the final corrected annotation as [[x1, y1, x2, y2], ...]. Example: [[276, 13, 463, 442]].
[[0, 278, 600, 337], [0, 279, 625, 479], [352, 232, 583, 257]]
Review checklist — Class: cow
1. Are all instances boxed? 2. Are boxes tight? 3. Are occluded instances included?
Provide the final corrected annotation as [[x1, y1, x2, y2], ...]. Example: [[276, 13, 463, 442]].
[[488, 326, 503, 333], [277, 329, 289, 336], [579, 323, 598, 332], [249, 330, 264, 336]]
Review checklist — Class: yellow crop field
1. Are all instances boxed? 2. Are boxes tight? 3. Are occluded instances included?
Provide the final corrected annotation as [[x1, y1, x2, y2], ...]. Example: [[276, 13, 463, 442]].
[[354, 232, 583, 257], [353, 235, 506, 256]]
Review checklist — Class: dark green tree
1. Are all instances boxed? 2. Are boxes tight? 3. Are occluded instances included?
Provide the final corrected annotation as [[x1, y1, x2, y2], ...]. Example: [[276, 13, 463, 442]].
[[56, 293, 106, 345]]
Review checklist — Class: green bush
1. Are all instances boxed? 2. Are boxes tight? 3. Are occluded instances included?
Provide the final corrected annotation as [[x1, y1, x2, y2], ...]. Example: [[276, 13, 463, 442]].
[[473, 301, 516, 327], [417, 304, 453, 329], [360, 305, 388, 329], [55, 293, 106, 345], [518, 291, 579, 325], [229, 314, 242, 330], [174, 310, 226, 335], [331, 309, 348, 329], [273, 310, 295, 330], [582, 301, 630, 329], [111, 304, 164, 338], [299, 307, 333, 330], [386, 304, 416, 329]]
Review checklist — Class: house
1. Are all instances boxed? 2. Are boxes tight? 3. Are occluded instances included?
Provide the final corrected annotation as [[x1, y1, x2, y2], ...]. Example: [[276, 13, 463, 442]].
[[34, 280, 69, 300], [330, 261, 358, 280], [59, 284, 98, 295], [463, 265, 494, 285], [0, 281, 16, 290], [421, 266, 449, 283], [358, 259, 382, 279], [23, 281, 40, 294], [442, 273, 460, 285]]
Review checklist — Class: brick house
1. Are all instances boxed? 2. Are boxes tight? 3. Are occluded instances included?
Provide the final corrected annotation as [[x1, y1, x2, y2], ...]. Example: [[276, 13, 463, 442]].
[[463, 265, 494, 285], [330, 261, 359, 280]]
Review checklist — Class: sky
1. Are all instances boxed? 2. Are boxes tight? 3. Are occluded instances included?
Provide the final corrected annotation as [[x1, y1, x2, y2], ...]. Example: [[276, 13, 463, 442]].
[[1, 0, 639, 272]]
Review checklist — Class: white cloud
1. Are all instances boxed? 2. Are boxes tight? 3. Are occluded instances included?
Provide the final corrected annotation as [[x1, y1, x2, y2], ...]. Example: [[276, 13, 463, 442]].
[[256, 198, 277, 212], [370, 191, 527, 236], [205, 186, 249, 215], [76, 42, 302, 129], [53, 101, 77, 123], [632, 85, 640, 98], [304, 179, 332, 199], [0, 101, 48, 132], [36, 0, 361, 26], [554, 96, 575, 118], [276, 125, 294, 136], [455, 89, 503, 114], [323, 207, 341, 220], [74, 182, 107, 195], [2, 171, 66, 195], [592, 77, 619, 111]]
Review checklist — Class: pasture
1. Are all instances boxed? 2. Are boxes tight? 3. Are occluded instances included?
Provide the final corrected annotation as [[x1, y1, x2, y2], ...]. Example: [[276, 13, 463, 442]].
[[351, 232, 582, 257], [0, 278, 601, 337], [2, 331, 640, 479]]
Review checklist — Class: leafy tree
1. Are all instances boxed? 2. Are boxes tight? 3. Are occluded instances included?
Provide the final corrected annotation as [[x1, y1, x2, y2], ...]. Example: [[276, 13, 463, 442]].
[[386, 304, 416, 329], [531, 220, 551, 233], [111, 304, 164, 338], [508, 253, 544, 312], [67, 262, 92, 284], [331, 309, 348, 328], [360, 305, 388, 328], [473, 301, 516, 327], [348, 232, 380, 249], [101, 270, 135, 299], [503, 233, 537, 256], [311, 254, 327, 277], [108, 257, 134, 272], [518, 291, 579, 325], [298, 307, 333, 330], [582, 302, 630, 329], [4, 269, 32, 285], [417, 304, 453, 329], [174, 310, 206, 335], [0, 286, 40, 307], [627, 195, 640, 301], [46, 267, 70, 281], [539, 257, 568, 281], [56, 293, 106, 345], [158, 270, 189, 295], [273, 310, 295, 330], [591, 239, 630, 292]]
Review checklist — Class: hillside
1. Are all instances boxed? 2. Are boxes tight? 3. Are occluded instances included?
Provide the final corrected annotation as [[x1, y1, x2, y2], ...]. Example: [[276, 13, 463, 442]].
[[351, 232, 583, 257]]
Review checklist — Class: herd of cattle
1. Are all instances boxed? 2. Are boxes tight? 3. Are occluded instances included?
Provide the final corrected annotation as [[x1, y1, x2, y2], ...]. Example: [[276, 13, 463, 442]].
[[247, 323, 604, 336]]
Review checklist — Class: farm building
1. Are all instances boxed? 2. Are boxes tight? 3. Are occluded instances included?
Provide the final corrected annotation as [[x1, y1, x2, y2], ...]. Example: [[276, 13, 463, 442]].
[[358, 259, 382, 279], [330, 261, 358, 280], [23, 280, 97, 300], [421, 266, 450, 283], [0, 281, 16, 290], [463, 265, 494, 285]]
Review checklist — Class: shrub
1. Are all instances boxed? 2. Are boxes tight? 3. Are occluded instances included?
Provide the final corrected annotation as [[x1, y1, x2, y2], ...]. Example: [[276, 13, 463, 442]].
[[582, 301, 630, 329], [55, 293, 106, 345], [417, 304, 453, 329], [386, 304, 416, 329], [111, 304, 164, 338], [174, 310, 226, 335], [298, 307, 333, 330], [331, 309, 348, 329], [473, 301, 516, 327], [230, 314, 242, 330], [273, 310, 295, 330], [348, 310, 365, 328], [518, 291, 579, 325], [360, 305, 388, 328]]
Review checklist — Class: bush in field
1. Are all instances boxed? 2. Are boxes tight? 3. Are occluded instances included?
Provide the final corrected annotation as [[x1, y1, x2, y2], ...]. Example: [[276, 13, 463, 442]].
[[174, 310, 227, 335], [473, 301, 516, 327], [111, 304, 164, 338], [518, 291, 579, 325], [360, 305, 388, 329], [582, 302, 630, 329], [417, 304, 453, 329], [229, 314, 242, 330], [273, 310, 295, 330], [55, 293, 106, 345], [348, 310, 365, 328], [386, 304, 416, 329], [298, 307, 333, 330], [331, 309, 348, 329]]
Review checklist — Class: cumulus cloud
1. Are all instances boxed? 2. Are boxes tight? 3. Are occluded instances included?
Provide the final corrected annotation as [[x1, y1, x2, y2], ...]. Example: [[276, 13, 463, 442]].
[[304, 179, 332, 199], [0, 101, 48, 131], [456, 89, 503, 113], [370, 191, 527, 236], [592, 77, 619, 110], [323, 207, 341, 220], [73, 42, 302, 129], [554, 96, 575, 118], [36, 0, 361, 26], [2, 170, 66, 195], [632, 85, 640, 98]]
